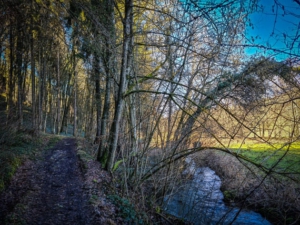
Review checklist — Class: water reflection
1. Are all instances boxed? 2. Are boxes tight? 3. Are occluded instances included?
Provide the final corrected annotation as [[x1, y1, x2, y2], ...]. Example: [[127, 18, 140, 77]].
[[163, 158, 271, 225]]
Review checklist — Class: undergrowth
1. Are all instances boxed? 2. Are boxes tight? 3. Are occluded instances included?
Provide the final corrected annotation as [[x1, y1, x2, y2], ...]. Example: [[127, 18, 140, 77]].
[[0, 131, 60, 192], [108, 194, 144, 224]]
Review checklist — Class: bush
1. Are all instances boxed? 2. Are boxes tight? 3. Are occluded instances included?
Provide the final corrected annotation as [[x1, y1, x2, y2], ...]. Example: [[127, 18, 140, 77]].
[[108, 194, 144, 224]]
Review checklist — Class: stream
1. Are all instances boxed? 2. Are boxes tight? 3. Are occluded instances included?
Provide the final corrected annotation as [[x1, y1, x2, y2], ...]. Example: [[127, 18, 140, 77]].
[[163, 157, 271, 225]]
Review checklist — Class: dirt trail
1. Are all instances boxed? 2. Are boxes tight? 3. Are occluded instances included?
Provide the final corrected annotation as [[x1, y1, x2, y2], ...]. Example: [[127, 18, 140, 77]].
[[0, 138, 112, 225]]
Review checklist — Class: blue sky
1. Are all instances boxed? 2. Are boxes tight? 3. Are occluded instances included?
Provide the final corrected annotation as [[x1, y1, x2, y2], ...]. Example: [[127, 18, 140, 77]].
[[245, 0, 300, 60]]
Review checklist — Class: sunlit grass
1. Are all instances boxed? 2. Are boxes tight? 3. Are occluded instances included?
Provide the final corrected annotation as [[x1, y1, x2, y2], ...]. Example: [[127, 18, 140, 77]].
[[228, 140, 300, 151], [225, 140, 300, 174]]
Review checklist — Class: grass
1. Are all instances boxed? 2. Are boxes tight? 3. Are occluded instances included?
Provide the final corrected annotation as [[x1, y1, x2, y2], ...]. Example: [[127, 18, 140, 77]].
[[218, 140, 300, 174], [235, 149, 300, 174], [228, 140, 300, 151], [0, 131, 61, 192]]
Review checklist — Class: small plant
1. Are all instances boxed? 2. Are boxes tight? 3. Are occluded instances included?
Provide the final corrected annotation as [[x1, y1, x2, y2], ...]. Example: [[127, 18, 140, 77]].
[[89, 194, 99, 205], [155, 206, 161, 213], [223, 190, 236, 202], [0, 180, 4, 192], [108, 194, 143, 224], [5, 211, 26, 225]]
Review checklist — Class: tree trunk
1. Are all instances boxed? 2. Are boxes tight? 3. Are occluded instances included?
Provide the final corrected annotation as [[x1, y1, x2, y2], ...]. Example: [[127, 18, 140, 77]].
[[105, 0, 133, 171], [49, 78, 55, 133], [7, 18, 14, 124], [94, 55, 102, 143], [43, 66, 49, 132], [73, 70, 77, 137], [97, 73, 111, 161], [166, 29, 174, 149], [72, 25, 77, 137], [38, 49, 43, 131], [128, 90, 138, 177], [56, 51, 61, 134], [97, 0, 115, 162], [60, 73, 72, 133], [16, 26, 23, 129], [30, 0, 36, 131]]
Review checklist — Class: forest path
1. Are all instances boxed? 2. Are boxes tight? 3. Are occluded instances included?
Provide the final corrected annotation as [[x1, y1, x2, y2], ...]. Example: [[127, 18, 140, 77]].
[[0, 138, 114, 225]]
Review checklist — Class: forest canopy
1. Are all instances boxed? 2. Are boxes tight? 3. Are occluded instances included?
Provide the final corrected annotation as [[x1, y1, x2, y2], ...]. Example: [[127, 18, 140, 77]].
[[1, 0, 300, 223], [0, 1, 300, 219]]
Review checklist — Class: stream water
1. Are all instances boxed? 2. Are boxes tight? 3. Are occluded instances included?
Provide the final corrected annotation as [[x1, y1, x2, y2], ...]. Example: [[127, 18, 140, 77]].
[[163, 158, 271, 225]]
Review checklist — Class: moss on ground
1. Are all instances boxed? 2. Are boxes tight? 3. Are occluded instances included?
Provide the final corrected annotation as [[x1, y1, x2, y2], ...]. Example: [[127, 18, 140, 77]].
[[0, 132, 61, 192]]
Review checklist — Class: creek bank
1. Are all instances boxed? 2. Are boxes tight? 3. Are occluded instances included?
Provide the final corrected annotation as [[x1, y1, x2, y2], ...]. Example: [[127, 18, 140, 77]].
[[163, 157, 271, 225]]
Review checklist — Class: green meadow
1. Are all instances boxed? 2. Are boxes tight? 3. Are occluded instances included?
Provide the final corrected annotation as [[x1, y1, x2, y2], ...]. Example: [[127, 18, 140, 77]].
[[228, 141, 300, 174]]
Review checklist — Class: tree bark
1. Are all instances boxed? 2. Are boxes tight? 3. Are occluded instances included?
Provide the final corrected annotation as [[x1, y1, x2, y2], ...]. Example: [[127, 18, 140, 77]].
[[38, 51, 45, 131], [56, 51, 61, 134], [97, 71, 111, 160], [7, 17, 14, 124], [73, 72, 77, 137], [30, 0, 36, 131], [60, 73, 72, 134], [97, 0, 115, 162], [105, 0, 133, 171], [72, 23, 77, 137], [94, 55, 102, 143], [16, 24, 23, 129]]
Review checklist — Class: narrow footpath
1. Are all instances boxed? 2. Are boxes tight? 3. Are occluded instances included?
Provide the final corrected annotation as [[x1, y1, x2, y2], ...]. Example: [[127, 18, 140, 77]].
[[0, 138, 118, 225]]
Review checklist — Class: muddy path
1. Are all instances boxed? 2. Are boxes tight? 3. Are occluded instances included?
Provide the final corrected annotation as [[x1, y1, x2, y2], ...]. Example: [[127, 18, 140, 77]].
[[0, 138, 117, 225]]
